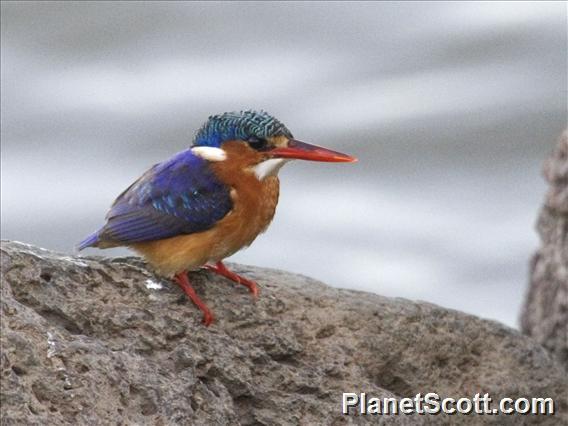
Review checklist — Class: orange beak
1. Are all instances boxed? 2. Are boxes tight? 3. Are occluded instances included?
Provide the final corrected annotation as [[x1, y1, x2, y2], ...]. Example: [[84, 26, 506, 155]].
[[269, 139, 357, 163]]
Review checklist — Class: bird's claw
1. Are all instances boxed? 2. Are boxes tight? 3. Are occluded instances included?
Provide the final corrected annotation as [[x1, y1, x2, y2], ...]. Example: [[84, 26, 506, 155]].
[[174, 272, 215, 326], [205, 261, 260, 298], [201, 309, 214, 327]]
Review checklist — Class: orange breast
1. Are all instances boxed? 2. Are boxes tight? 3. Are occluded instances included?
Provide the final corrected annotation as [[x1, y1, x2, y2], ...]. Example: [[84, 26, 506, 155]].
[[131, 142, 280, 276]]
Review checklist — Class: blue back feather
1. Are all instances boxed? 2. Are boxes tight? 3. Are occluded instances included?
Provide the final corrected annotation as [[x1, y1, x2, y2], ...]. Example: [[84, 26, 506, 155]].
[[79, 149, 232, 247]]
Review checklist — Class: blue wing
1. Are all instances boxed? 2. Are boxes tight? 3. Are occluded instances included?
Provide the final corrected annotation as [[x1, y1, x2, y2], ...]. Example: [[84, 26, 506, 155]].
[[78, 149, 232, 249]]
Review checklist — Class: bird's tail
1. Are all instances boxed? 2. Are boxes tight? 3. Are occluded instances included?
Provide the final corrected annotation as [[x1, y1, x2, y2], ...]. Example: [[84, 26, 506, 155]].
[[76, 231, 100, 252]]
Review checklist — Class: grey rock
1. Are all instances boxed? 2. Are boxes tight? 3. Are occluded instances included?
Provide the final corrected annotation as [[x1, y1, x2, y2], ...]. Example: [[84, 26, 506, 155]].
[[521, 131, 568, 371], [1, 241, 566, 425]]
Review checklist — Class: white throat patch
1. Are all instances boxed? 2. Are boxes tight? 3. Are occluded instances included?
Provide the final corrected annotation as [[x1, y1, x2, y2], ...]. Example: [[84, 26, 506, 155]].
[[191, 146, 227, 162], [253, 159, 289, 180]]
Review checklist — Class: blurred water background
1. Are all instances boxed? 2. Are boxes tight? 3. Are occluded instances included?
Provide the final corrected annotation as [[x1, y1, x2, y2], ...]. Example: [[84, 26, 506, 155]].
[[1, 2, 566, 328]]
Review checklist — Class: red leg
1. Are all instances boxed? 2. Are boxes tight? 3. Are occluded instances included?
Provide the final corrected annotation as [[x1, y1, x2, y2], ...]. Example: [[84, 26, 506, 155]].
[[174, 272, 214, 326], [204, 261, 259, 298]]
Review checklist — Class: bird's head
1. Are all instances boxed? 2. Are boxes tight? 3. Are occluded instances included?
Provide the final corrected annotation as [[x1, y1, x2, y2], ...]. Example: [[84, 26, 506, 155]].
[[191, 111, 356, 178]]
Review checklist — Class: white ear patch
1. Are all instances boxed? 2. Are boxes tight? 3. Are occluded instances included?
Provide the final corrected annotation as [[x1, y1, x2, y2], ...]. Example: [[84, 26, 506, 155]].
[[191, 146, 227, 162], [252, 159, 289, 180]]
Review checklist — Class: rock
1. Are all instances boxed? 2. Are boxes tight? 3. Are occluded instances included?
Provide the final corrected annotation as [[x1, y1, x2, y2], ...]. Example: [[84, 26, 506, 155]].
[[1, 241, 566, 425], [521, 131, 568, 371]]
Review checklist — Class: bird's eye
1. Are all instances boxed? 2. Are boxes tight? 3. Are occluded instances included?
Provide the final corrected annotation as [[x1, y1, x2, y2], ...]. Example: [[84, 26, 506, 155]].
[[247, 137, 268, 151]]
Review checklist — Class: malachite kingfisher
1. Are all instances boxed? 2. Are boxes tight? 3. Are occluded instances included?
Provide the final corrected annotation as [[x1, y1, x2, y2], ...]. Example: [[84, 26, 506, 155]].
[[78, 110, 356, 325]]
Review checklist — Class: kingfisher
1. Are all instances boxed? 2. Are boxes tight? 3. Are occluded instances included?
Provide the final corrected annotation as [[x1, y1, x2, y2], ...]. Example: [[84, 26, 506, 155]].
[[78, 110, 356, 325]]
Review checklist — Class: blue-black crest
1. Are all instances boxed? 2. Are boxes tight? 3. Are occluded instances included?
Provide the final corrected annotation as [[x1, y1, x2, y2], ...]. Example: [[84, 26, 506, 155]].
[[193, 110, 293, 148]]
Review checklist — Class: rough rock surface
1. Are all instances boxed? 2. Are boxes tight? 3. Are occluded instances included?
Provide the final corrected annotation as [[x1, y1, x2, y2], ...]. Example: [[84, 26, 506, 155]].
[[521, 131, 568, 371], [1, 241, 566, 425]]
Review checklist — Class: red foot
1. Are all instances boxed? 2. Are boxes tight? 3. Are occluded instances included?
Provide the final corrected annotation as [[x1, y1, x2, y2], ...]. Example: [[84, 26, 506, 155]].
[[174, 272, 214, 326], [204, 261, 259, 298]]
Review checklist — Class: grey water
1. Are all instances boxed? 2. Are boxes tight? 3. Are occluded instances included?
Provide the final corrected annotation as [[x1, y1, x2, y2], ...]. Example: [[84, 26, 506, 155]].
[[2, 2, 566, 328]]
